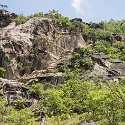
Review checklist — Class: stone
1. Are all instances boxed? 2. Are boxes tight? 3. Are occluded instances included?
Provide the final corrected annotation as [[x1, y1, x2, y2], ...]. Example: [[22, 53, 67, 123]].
[[19, 71, 64, 85], [0, 78, 29, 106], [0, 9, 17, 27]]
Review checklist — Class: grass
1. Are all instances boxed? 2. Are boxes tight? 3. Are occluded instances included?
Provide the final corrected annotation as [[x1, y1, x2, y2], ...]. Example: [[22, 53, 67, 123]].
[[36, 115, 80, 125], [0, 114, 80, 125]]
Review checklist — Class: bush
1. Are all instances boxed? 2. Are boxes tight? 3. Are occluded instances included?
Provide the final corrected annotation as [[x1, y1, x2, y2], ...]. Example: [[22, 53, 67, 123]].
[[17, 62, 25, 76], [13, 100, 25, 110], [4, 108, 35, 125], [13, 14, 27, 25], [71, 52, 81, 60], [81, 59, 93, 70], [80, 47, 93, 55], [17, 62, 23, 70], [0, 97, 6, 122], [29, 83, 44, 99], [60, 113, 70, 121], [27, 12, 44, 18], [0, 67, 6, 77]]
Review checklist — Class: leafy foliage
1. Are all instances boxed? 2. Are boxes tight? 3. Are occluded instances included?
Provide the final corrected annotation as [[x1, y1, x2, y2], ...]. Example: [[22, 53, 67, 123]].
[[0, 67, 6, 77], [36, 71, 125, 124], [13, 100, 26, 110], [27, 12, 44, 19], [81, 59, 93, 70], [4, 108, 35, 125], [29, 83, 44, 99], [71, 52, 81, 60], [17, 62, 25, 76], [13, 14, 27, 25], [32, 37, 48, 54]]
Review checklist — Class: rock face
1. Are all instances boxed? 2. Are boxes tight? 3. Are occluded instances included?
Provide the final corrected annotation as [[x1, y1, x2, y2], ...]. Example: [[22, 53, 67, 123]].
[[90, 53, 125, 82], [69, 50, 125, 82], [0, 78, 29, 106], [0, 15, 86, 79]]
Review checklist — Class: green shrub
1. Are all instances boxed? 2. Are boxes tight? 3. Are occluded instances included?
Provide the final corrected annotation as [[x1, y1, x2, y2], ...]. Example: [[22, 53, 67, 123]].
[[17, 62, 25, 75], [4, 108, 35, 125], [0, 97, 7, 122], [13, 14, 27, 25], [17, 62, 23, 70], [0, 67, 6, 77], [60, 113, 70, 121], [79, 113, 93, 121], [13, 100, 25, 110], [27, 12, 44, 18], [80, 47, 93, 55], [71, 52, 81, 60], [113, 41, 125, 49], [29, 83, 44, 99], [81, 59, 93, 70], [94, 40, 111, 54]]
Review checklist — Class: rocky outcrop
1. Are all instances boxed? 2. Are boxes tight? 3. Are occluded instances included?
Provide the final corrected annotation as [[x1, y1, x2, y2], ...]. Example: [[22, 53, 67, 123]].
[[90, 53, 125, 82], [0, 9, 17, 27], [69, 50, 125, 82], [0, 15, 85, 79], [0, 78, 29, 106], [18, 70, 63, 85]]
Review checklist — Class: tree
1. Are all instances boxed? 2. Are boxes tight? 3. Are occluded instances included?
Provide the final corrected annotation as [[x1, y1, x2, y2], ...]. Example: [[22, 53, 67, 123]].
[[29, 83, 44, 99], [42, 89, 65, 117], [0, 4, 8, 9]]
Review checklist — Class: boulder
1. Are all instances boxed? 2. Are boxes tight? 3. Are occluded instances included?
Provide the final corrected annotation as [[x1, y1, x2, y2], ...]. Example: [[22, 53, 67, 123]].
[[90, 53, 125, 82], [90, 23, 100, 29], [0, 78, 29, 106], [0, 9, 17, 27], [77, 120, 96, 125], [110, 59, 125, 76], [18, 71, 64, 85]]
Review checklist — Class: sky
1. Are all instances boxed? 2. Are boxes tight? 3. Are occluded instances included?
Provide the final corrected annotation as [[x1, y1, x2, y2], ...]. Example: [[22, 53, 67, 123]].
[[1, 0, 125, 23]]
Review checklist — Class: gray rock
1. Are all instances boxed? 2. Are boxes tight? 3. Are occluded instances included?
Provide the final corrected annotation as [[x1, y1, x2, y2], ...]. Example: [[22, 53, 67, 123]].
[[77, 120, 96, 125], [0, 78, 29, 106], [19, 71, 64, 85], [0, 14, 86, 79], [90, 52, 125, 82]]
